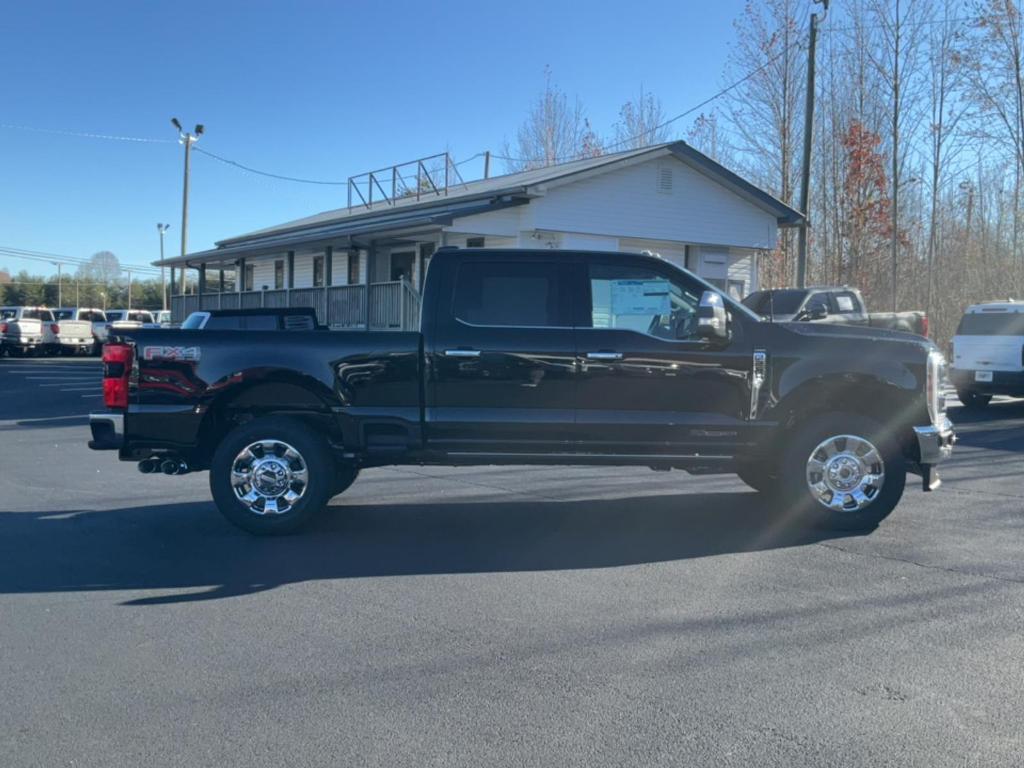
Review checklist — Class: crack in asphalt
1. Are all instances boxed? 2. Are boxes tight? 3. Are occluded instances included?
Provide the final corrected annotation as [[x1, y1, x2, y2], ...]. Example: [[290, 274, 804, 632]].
[[816, 541, 1024, 586]]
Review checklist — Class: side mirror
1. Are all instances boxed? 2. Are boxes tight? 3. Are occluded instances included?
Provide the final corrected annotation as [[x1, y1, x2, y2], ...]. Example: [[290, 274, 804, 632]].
[[697, 290, 729, 341]]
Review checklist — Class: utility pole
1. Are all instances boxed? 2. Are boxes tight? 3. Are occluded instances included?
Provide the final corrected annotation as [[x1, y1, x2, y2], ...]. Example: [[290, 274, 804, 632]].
[[50, 261, 64, 307], [796, 1, 828, 289], [171, 119, 204, 257], [157, 223, 170, 310], [126, 269, 132, 310]]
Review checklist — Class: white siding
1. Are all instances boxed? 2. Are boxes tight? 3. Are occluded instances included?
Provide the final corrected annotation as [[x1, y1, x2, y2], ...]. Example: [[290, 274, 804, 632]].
[[448, 206, 522, 237], [727, 250, 757, 298], [525, 157, 777, 250], [560, 233, 619, 251]]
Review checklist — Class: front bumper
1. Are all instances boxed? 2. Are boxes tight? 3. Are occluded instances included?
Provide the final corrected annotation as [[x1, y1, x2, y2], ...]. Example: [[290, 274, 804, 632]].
[[88, 412, 123, 450], [912, 416, 956, 491]]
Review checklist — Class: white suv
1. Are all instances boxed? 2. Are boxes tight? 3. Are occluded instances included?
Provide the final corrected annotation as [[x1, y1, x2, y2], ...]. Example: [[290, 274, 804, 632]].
[[950, 301, 1024, 409]]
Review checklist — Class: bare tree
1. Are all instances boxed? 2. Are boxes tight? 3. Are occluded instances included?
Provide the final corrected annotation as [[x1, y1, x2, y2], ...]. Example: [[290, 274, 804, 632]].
[[613, 87, 671, 149], [504, 67, 600, 171], [723, 0, 806, 286]]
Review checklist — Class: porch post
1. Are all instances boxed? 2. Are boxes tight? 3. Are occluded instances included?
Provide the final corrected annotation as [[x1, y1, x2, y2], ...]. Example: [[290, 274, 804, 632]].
[[237, 258, 245, 293], [198, 264, 206, 296], [169, 267, 176, 297], [287, 250, 295, 289], [365, 241, 376, 330], [219, 268, 225, 293], [325, 246, 333, 286]]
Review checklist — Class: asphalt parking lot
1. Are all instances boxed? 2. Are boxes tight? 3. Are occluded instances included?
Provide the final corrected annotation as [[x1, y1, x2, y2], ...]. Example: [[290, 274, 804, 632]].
[[1, 357, 1022, 767]]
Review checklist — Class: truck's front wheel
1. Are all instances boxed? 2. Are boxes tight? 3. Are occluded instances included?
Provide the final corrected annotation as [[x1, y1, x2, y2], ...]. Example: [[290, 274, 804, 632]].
[[776, 413, 906, 531], [210, 416, 333, 535]]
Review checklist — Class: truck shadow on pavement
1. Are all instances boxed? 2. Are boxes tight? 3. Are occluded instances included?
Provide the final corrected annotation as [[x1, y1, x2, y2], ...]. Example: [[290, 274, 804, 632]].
[[0, 491, 856, 606]]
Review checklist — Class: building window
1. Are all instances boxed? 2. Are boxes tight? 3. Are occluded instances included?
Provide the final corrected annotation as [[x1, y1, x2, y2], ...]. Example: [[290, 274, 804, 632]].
[[466, 237, 485, 248], [348, 252, 360, 285], [274, 260, 284, 290], [313, 255, 325, 287], [727, 279, 745, 300]]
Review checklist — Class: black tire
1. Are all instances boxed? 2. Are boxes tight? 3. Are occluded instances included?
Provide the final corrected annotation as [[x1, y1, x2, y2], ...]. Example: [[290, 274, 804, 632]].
[[330, 464, 360, 498], [209, 416, 334, 535], [957, 389, 991, 410], [735, 460, 779, 494], [775, 413, 906, 531]]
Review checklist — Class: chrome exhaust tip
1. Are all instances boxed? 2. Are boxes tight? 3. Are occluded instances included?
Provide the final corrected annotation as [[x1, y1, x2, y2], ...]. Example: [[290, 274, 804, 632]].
[[160, 459, 186, 475]]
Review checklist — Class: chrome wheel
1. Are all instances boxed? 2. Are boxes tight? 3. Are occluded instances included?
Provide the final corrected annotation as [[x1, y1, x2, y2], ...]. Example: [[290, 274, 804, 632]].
[[805, 434, 885, 513], [230, 439, 309, 515]]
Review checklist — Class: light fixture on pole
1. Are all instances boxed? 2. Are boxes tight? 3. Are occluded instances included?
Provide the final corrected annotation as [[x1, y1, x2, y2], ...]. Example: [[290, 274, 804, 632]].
[[157, 223, 171, 310], [171, 118, 204, 259]]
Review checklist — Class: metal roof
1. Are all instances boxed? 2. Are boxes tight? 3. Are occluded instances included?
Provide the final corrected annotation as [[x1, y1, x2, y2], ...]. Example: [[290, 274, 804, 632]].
[[155, 141, 803, 268]]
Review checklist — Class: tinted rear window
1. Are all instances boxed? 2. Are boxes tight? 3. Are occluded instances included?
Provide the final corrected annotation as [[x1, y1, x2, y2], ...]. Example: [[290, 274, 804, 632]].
[[957, 312, 1024, 335], [742, 290, 807, 316], [452, 261, 568, 327], [23, 310, 53, 321]]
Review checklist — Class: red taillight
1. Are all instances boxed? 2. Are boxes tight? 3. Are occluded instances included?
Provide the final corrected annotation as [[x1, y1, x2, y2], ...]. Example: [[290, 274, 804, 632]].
[[0, 322, 7, 334], [102, 343, 133, 409], [921, 315, 929, 338], [50, 323, 60, 334]]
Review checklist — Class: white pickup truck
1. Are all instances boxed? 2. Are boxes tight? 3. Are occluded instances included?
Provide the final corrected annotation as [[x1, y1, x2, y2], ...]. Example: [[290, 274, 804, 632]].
[[54, 308, 107, 355], [0, 306, 59, 356]]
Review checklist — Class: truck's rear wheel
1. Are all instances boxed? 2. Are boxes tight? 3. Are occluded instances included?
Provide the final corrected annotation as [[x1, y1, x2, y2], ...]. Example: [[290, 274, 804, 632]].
[[957, 389, 991, 410], [210, 416, 333, 535], [776, 413, 905, 531]]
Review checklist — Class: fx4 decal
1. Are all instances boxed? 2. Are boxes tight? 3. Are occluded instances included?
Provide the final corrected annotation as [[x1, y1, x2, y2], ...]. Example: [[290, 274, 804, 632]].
[[143, 345, 201, 362]]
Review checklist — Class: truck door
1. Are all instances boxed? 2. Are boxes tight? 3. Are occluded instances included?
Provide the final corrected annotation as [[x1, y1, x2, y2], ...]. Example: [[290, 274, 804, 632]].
[[425, 252, 578, 454], [573, 255, 755, 456]]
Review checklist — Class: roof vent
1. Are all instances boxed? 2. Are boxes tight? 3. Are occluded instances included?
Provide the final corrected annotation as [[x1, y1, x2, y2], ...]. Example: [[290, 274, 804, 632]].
[[657, 165, 673, 194]]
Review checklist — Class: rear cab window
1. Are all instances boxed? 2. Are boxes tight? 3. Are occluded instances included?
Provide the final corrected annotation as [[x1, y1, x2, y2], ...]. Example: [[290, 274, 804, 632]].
[[452, 260, 571, 327], [957, 311, 1024, 336]]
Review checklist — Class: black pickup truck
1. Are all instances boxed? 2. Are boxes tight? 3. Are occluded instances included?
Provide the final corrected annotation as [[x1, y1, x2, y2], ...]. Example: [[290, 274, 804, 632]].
[[89, 248, 955, 534]]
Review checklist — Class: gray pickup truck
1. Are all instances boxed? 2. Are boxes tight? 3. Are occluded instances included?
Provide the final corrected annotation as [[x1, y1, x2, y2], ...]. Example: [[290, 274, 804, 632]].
[[743, 287, 928, 337]]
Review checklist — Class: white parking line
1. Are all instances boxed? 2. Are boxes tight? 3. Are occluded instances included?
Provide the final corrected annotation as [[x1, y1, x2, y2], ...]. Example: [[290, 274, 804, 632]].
[[60, 387, 101, 392], [24, 376, 101, 381], [79, 394, 103, 398], [39, 381, 101, 386]]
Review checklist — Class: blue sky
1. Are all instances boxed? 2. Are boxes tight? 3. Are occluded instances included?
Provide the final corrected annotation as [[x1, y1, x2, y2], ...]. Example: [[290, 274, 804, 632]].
[[0, 0, 749, 278]]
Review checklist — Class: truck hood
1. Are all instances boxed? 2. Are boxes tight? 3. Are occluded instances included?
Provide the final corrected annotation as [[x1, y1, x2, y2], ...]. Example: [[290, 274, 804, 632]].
[[775, 320, 934, 348]]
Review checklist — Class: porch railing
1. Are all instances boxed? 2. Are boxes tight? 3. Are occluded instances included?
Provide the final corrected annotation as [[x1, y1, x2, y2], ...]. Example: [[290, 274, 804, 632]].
[[170, 279, 420, 331]]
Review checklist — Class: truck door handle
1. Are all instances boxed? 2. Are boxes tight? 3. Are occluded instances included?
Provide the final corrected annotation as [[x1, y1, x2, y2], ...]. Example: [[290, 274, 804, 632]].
[[444, 349, 481, 358], [585, 351, 623, 360]]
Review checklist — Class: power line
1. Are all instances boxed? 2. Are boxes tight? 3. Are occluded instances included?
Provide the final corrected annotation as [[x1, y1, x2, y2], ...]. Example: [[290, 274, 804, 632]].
[[0, 246, 160, 275], [193, 146, 348, 185], [0, 123, 174, 144]]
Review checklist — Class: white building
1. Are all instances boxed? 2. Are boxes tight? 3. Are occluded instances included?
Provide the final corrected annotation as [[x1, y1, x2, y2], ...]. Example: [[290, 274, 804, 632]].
[[158, 141, 802, 328]]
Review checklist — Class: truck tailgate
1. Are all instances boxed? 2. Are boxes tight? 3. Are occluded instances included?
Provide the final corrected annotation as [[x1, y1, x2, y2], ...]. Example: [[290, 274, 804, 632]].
[[953, 334, 1024, 372]]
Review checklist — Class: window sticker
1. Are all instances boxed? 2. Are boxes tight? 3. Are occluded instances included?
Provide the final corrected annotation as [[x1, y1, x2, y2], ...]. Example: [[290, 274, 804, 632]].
[[836, 295, 855, 312], [610, 279, 671, 315]]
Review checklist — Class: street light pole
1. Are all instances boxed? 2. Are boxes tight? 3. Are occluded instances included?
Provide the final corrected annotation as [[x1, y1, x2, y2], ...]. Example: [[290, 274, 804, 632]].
[[171, 118, 204, 258], [157, 223, 170, 310], [126, 269, 132, 311]]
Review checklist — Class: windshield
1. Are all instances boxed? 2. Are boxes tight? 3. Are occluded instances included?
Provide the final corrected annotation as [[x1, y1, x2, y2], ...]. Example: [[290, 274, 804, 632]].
[[742, 289, 807, 316], [957, 311, 1024, 336]]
